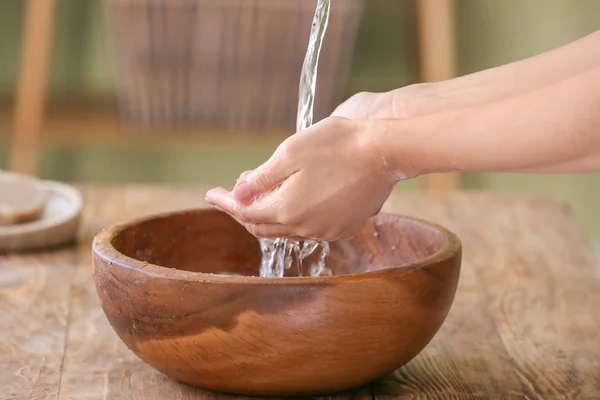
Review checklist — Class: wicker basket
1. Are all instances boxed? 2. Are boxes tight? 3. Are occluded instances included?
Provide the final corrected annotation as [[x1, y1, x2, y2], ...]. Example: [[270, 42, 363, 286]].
[[103, 0, 363, 130]]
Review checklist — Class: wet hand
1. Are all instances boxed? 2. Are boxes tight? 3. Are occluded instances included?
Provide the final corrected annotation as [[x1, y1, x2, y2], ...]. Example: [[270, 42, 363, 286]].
[[205, 117, 400, 241]]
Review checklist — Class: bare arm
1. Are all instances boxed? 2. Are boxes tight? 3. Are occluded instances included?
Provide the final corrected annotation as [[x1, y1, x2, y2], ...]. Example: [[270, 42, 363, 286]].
[[338, 30, 600, 120], [205, 34, 600, 241], [378, 66, 600, 176]]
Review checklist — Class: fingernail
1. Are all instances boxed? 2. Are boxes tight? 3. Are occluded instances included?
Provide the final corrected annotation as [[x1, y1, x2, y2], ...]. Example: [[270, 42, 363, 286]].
[[205, 190, 220, 204], [232, 181, 254, 204]]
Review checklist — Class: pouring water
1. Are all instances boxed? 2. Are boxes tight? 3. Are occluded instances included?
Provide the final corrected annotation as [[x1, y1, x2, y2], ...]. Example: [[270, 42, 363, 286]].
[[259, 0, 332, 278]]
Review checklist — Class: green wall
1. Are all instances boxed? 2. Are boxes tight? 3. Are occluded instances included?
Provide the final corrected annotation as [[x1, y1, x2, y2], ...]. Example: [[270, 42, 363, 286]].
[[3, 0, 599, 97], [0, 0, 599, 240], [0, 0, 113, 97]]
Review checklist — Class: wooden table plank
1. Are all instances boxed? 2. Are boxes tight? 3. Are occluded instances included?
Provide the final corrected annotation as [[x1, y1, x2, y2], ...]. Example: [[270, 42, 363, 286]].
[[1, 186, 599, 399], [377, 193, 600, 399], [0, 251, 76, 400]]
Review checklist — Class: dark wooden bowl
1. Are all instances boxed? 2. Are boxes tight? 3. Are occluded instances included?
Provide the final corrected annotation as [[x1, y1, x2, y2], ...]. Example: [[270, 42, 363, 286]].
[[92, 208, 461, 396]]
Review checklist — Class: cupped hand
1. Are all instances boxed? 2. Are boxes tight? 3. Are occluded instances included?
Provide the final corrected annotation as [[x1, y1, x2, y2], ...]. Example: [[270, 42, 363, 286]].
[[205, 117, 400, 241]]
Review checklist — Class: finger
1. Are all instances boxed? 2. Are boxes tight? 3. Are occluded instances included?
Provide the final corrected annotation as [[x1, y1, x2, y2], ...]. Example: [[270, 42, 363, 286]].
[[226, 210, 294, 240], [205, 187, 239, 214], [208, 194, 300, 239], [233, 147, 297, 204], [339, 232, 356, 241], [238, 204, 279, 224], [227, 209, 252, 228], [204, 192, 226, 212], [207, 197, 293, 238], [205, 191, 270, 230], [244, 223, 296, 239], [206, 187, 280, 224], [235, 189, 285, 224], [236, 170, 253, 184]]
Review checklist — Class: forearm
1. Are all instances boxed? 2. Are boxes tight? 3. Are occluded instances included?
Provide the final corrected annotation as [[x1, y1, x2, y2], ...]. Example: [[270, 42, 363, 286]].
[[378, 66, 600, 177], [389, 30, 600, 118]]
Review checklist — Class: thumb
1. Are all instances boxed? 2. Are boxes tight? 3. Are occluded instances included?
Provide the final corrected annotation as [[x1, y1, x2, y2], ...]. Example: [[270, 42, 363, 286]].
[[232, 154, 295, 205]]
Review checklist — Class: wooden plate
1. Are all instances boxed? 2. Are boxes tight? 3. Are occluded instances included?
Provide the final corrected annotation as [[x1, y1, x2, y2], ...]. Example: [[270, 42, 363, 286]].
[[0, 180, 83, 252], [0, 171, 46, 226]]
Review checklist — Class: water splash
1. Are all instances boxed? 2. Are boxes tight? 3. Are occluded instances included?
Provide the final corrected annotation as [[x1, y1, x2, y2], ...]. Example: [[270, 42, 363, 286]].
[[259, 0, 331, 278], [258, 238, 331, 278]]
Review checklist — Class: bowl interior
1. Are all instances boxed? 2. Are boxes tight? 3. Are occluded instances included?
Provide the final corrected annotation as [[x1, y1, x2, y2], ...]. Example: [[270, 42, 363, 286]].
[[111, 209, 446, 277]]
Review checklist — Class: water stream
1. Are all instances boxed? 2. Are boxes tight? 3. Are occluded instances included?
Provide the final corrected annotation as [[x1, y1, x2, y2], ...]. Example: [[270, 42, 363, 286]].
[[258, 0, 331, 278]]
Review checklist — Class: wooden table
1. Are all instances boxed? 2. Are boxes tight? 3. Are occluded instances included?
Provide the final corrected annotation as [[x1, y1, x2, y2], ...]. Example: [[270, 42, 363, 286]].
[[2, 186, 599, 399]]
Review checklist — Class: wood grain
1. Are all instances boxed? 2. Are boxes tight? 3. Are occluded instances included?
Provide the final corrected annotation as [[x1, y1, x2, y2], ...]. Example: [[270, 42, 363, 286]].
[[378, 192, 600, 399], [56, 245, 215, 400], [1, 186, 599, 399], [92, 209, 460, 396], [0, 251, 75, 400]]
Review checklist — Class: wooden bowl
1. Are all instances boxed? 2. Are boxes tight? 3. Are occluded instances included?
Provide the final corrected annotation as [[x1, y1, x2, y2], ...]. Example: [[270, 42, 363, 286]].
[[92, 208, 461, 396]]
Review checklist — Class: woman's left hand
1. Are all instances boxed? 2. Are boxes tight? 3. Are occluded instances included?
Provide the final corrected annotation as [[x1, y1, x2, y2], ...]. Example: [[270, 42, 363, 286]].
[[205, 117, 403, 241]]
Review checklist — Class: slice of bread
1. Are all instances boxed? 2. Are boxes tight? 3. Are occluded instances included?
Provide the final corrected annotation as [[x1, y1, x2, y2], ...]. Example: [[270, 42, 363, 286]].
[[0, 172, 46, 226]]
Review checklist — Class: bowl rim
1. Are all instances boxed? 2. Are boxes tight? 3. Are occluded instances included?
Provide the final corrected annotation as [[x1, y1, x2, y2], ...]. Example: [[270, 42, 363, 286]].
[[92, 208, 461, 284]]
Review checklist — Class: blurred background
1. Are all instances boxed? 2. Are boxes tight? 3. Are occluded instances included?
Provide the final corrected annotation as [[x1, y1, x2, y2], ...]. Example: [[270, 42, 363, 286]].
[[0, 0, 599, 255]]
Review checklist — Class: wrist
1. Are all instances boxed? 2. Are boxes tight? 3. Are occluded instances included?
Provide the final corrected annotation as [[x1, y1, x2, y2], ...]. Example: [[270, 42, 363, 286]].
[[361, 119, 425, 183], [388, 82, 444, 119], [369, 111, 468, 180]]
